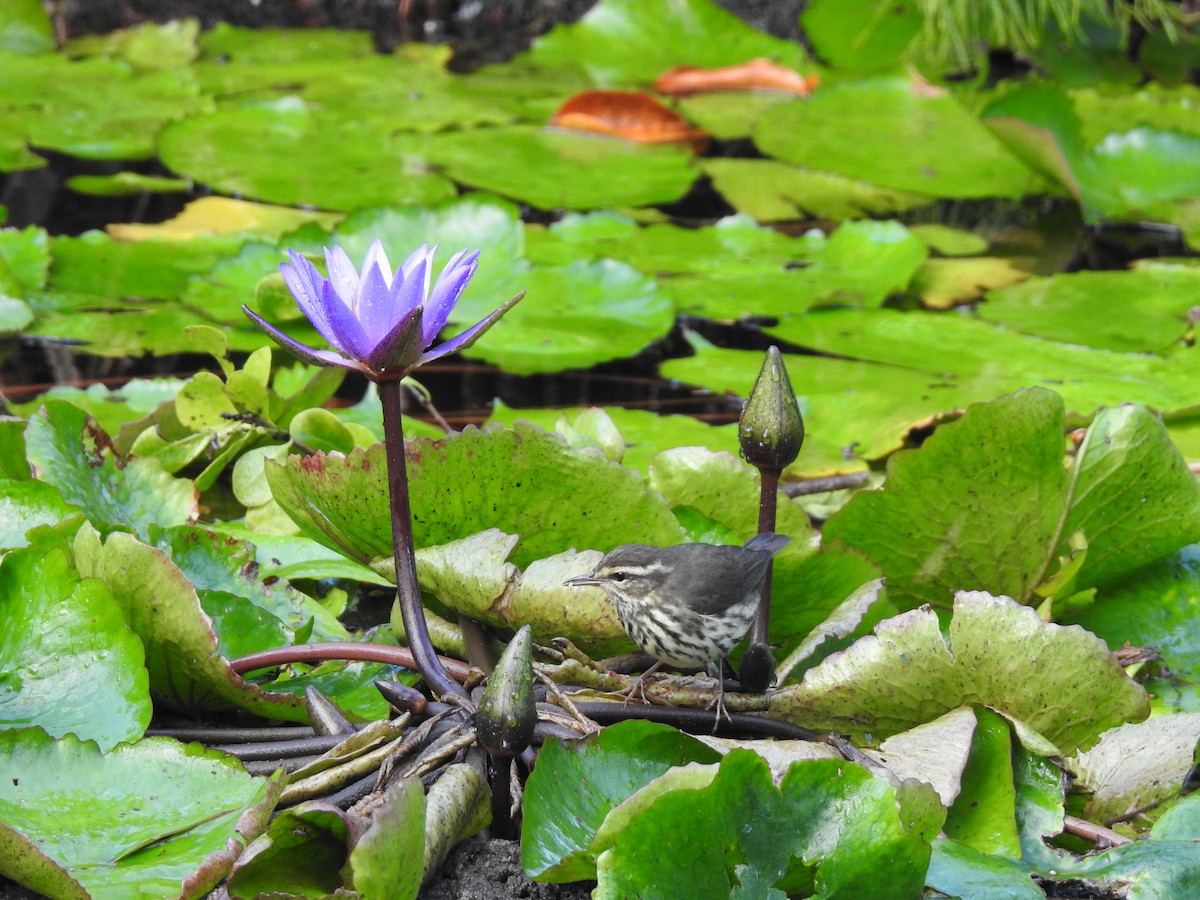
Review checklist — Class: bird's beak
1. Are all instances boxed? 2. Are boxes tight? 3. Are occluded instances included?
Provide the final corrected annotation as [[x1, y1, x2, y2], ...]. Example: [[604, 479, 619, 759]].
[[563, 572, 601, 587]]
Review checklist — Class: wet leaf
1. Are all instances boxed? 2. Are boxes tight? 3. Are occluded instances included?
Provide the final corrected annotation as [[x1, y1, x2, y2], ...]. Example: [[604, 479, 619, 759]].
[[522, 720, 721, 881], [593, 750, 929, 899], [0, 728, 281, 900], [74, 524, 306, 721], [0, 548, 150, 749], [25, 400, 197, 539]]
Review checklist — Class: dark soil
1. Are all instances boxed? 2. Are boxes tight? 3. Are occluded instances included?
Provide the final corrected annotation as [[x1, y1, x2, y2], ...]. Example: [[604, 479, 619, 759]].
[[420, 835, 595, 899]]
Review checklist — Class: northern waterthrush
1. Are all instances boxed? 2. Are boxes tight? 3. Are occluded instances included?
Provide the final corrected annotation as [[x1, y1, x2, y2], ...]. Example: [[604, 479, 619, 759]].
[[564, 533, 790, 714]]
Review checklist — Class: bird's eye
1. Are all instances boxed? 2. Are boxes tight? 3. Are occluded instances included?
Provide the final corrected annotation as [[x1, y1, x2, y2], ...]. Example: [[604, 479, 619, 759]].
[[611, 572, 628, 582]]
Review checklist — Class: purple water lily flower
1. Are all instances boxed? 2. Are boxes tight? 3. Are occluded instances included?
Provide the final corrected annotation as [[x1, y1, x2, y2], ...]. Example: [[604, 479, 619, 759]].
[[243, 240, 522, 381]]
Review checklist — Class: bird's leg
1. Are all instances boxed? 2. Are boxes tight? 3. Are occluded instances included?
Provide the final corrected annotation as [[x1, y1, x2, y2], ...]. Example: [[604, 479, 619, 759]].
[[703, 659, 732, 728], [616, 660, 665, 706]]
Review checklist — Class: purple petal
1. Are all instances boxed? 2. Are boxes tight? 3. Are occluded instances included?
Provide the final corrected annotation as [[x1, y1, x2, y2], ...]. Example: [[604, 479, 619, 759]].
[[319, 280, 374, 361], [416, 289, 524, 367], [242, 304, 360, 371], [324, 245, 361, 311], [281, 251, 343, 348], [356, 257, 398, 347], [360, 239, 394, 288], [400, 242, 435, 289], [422, 249, 480, 346], [365, 303, 424, 375], [388, 254, 428, 337]]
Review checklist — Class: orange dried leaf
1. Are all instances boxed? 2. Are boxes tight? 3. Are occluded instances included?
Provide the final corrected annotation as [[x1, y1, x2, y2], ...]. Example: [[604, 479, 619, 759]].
[[549, 90, 708, 148], [654, 58, 820, 97]]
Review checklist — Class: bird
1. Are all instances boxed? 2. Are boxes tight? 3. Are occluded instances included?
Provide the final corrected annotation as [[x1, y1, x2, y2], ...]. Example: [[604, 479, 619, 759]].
[[564, 532, 790, 720]]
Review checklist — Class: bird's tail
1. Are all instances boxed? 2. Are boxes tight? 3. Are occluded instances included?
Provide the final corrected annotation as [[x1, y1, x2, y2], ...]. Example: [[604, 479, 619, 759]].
[[743, 532, 790, 556]]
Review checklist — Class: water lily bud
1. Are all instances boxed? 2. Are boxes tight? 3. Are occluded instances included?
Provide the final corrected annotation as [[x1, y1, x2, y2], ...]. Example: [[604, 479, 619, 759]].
[[739, 346, 804, 470], [476, 625, 535, 758]]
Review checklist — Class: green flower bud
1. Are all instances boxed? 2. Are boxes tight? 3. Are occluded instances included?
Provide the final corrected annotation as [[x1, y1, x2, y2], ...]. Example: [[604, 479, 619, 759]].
[[739, 346, 804, 470], [476, 625, 535, 758]]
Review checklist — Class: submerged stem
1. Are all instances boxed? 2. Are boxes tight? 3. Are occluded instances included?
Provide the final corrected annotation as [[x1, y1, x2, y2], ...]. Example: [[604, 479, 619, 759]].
[[379, 380, 468, 701]]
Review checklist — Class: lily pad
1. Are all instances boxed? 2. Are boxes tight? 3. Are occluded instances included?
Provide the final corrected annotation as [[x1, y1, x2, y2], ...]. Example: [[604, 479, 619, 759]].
[[521, 0, 810, 88], [755, 77, 1049, 199], [466, 259, 673, 374], [770, 591, 1149, 753], [823, 389, 1200, 610], [701, 157, 932, 221], [1069, 715, 1200, 828], [74, 524, 306, 721], [980, 264, 1200, 353], [0, 547, 150, 750], [267, 423, 686, 569], [158, 97, 457, 210], [427, 125, 698, 211], [24, 400, 197, 539], [0, 728, 281, 900]]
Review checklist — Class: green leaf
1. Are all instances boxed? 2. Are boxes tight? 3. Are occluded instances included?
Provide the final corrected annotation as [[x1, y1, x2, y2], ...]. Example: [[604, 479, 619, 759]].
[[427, 126, 697, 211], [25, 400, 197, 539], [755, 77, 1049, 199], [802, 0, 922, 73], [0, 0, 54, 54], [74, 525, 306, 722], [466, 260, 673, 374], [823, 389, 1200, 610], [593, 751, 929, 900], [266, 423, 685, 569], [770, 591, 1149, 754], [981, 264, 1200, 353], [925, 840, 1041, 900], [942, 707, 1021, 856], [701, 157, 931, 221], [0, 478, 79, 549], [1064, 545, 1200, 714], [522, 0, 810, 87], [158, 98, 456, 211], [0, 728, 281, 900], [0, 548, 150, 750], [342, 778, 425, 899], [227, 802, 351, 899], [521, 720, 721, 882]]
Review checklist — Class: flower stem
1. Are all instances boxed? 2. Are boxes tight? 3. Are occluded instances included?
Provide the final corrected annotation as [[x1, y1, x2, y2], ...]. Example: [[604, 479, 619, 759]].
[[379, 379, 469, 701]]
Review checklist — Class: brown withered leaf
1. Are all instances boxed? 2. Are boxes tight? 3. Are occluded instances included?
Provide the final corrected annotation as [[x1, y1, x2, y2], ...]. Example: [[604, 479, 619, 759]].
[[654, 58, 819, 97], [549, 90, 708, 149]]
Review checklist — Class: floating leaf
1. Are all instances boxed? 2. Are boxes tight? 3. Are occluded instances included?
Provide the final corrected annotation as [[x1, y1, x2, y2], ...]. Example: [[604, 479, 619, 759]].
[[0, 548, 150, 750], [267, 424, 685, 569], [74, 524, 306, 721], [522, 720, 721, 882], [823, 389, 1200, 610], [0, 728, 281, 900], [756, 77, 1049, 199]]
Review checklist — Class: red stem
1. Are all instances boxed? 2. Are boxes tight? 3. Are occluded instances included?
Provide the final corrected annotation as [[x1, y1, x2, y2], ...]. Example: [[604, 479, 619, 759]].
[[230, 641, 473, 682]]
